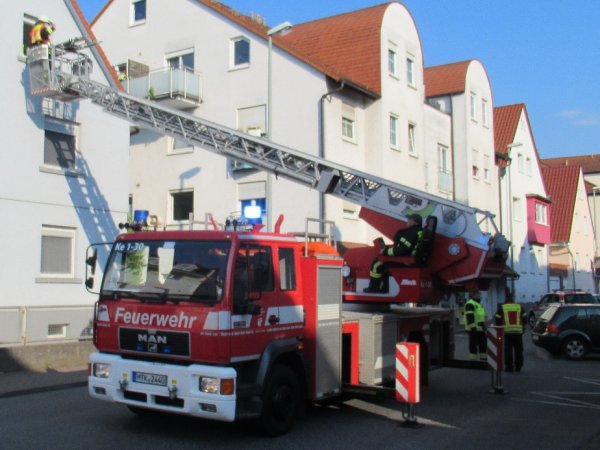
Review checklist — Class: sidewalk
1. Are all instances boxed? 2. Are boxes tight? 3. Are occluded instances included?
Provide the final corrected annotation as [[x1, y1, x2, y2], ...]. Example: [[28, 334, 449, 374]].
[[0, 366, 88, 398]]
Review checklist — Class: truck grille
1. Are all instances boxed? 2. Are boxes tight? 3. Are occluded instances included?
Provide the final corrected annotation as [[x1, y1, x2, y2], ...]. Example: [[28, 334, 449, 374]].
[[119, 328, 190, 357]]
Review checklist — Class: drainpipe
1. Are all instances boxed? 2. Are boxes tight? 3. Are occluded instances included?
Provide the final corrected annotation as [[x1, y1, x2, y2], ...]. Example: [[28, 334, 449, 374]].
[[319, 80, 345, 233]]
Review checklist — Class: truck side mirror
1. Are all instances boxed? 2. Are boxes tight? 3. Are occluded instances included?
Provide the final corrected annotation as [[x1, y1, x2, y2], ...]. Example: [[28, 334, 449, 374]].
[[85, 246, 99, 293]]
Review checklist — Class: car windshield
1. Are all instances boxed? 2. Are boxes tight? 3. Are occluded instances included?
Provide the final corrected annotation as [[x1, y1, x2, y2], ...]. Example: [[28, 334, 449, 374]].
[[101, 239, 230, 304]]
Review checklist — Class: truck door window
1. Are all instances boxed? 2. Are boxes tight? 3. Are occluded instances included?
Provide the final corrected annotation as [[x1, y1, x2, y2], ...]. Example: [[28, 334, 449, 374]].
[[279, 247, 296, 291]]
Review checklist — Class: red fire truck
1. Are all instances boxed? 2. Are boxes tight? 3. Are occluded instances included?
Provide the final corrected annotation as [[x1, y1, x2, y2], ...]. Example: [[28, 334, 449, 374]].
[[27, 40, 510, 435]]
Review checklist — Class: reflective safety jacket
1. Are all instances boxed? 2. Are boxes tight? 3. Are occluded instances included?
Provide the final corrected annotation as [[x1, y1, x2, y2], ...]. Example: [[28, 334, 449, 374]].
[[464, 299, 486, 332], [30, 22, 54, 46], [386, 225, 422, 257], [494, 302, 525, 334]]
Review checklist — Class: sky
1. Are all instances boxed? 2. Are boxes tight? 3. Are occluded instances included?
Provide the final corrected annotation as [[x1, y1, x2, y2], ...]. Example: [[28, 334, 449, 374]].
[[78, 0, 600, 159]]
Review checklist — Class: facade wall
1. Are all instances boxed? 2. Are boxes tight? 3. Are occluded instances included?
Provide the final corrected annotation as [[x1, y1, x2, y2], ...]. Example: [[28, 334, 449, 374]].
[[94, 0, 330, 236], [92, 1, 443, 246], [1, 0, 129, 344], [498, 110, 549, 304], [569, 174, 596, 291]]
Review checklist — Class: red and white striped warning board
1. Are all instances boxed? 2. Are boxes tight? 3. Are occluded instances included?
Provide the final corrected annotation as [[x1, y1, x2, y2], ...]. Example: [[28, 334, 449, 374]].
[[396, 342, 420, 403], [486, 326, 504, 371]]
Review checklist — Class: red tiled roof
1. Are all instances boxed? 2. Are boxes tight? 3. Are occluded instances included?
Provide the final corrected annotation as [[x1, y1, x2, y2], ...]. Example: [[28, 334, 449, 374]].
[[92, 1, 392, 97], [542, 154, 600, 174], [494, 103, 549, 195], [424, 60, 472, 97], [282, 4, 390, 96], [493, 104, 522, 158], [541, 165, 581, 242]]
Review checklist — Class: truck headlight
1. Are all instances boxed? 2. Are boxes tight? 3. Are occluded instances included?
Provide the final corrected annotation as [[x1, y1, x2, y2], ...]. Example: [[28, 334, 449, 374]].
[[93, 363, 111, 378], [342, 265, 351, 278], [200, 377, 219, 394]]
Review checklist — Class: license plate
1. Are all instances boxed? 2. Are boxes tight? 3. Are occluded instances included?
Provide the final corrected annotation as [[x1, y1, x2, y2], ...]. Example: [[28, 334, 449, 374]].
[[532, 335, 539, 341], [132, 371, 167, 386]]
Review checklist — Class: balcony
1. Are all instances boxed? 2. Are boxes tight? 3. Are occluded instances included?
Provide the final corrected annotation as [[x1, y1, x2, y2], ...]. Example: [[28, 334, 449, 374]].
[[125, 67, 203, 109], [438, 170, 453, 193]]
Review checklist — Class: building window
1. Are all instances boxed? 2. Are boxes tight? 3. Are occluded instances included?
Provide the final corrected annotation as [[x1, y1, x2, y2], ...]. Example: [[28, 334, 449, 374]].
[[131, 0, 146, 25], [22, 14, 37, 56], [44, 130, 76, 170], [526, 157, 532, 176], [483, 154, 490, 183], [470, 92, 477, 121], [341, 104, 357, 143], [167, 51, 194, 70], [171, 190, 194, 222], [41, 226, 75, 277], [512, 196, 522, 221], [438, 144, 452, 192], [170, 137, 193, 154], [343, 201, 358, 219], [406, 55, 415, 87], [389, 114, 398, 149], [388, 48, 397, 76], [535, 203, 548, 225], [408, 123, 416, 155], [279, 247, 297, 291], [471, 148, 479, 179], [517, 153, 524, 174], [231, 37, 250, 68], [481, 99, 488, 127], [342, 117, 355, 141]]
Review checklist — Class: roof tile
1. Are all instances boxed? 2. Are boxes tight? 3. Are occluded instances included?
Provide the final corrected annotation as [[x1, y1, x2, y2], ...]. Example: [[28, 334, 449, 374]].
[[541, 165, 580, 242], [424, 60, 472, 97]]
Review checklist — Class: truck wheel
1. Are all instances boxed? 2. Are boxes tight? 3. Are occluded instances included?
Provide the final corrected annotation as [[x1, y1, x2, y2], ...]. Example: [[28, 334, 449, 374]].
[[528, 313, 537, 329], [260, 364, 300, 436], [562, 336, 587, 360]]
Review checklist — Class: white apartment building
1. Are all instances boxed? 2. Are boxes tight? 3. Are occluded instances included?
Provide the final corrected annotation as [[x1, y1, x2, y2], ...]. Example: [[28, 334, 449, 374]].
[[495, 104, 551, 305], [92, 0, 453, 247], [424, 60, 502, 310], [0, 0, 130, 346]]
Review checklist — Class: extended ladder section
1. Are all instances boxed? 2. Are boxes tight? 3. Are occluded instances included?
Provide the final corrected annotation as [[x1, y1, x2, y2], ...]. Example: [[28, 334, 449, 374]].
[[26, 40, 504, 252]]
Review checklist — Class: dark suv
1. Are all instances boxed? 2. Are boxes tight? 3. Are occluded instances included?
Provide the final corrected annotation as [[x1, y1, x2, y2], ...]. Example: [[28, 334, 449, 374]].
[[531, 304, 600, 360], [527, 291, 596, 328]]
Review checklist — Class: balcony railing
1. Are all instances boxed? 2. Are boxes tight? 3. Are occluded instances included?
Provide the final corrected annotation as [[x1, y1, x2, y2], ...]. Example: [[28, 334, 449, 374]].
[[125, 67, 203, 109], [438, 170, 453, 193]]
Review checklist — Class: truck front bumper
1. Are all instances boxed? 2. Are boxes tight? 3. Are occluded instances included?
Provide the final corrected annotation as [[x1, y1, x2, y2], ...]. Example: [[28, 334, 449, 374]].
[[88, 352, 237, 422]]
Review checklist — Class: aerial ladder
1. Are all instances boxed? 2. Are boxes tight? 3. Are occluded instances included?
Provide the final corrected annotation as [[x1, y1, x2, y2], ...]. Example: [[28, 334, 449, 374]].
[[26, 39, 510, 303]]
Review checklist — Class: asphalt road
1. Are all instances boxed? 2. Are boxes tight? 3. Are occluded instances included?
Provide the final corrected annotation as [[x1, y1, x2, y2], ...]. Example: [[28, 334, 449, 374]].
[[1, 331, 599, 449]]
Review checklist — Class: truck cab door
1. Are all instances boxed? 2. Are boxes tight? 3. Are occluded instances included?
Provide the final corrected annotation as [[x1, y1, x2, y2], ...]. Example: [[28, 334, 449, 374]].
[[230, 244, 278, 358]]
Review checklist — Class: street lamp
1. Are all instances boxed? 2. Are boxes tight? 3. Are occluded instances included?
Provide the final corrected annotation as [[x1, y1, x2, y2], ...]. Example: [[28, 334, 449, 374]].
[[265, 21, 293, 230]]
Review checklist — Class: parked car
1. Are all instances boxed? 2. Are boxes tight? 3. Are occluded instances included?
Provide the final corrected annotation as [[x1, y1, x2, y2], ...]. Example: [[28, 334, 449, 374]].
[[527, 291, 596, 328], [531, 304, 600, 360]]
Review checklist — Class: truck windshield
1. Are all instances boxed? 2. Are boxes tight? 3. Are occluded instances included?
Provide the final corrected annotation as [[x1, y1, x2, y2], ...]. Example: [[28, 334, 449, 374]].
[[101, 239, 230, 304]]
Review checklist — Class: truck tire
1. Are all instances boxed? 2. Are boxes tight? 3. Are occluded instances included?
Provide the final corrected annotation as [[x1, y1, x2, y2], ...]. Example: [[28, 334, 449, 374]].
[[528, 313, 537, 329], [260, 364, 300, 436], [562, 336, 587, 360]]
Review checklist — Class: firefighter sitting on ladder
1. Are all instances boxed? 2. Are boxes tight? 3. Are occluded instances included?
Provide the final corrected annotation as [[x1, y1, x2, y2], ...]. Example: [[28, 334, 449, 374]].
[[30, 16, 56, 46], [364, 213, 423, 293]]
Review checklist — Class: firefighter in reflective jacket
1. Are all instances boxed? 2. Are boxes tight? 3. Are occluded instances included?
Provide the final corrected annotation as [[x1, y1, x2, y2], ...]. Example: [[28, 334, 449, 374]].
[[464, 290, 487, 360], [494, 293, 526, 372], [30, 16, 56, 46], [364, 214, 423, 293]]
